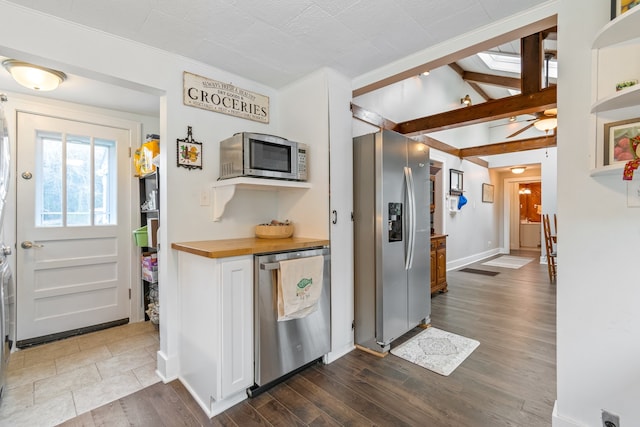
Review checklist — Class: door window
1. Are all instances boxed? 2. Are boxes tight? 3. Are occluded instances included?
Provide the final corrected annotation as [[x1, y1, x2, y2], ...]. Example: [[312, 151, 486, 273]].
[[36, 131, 117, 227]]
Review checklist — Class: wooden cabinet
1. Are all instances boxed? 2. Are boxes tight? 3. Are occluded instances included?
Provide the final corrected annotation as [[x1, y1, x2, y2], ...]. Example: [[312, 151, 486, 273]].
[[430, 235, 447, 294]]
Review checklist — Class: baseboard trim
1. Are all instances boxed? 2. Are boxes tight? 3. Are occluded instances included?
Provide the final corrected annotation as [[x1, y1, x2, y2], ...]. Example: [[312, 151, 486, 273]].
[[552, 400, 582, 427], [446, 248, 501, 271]]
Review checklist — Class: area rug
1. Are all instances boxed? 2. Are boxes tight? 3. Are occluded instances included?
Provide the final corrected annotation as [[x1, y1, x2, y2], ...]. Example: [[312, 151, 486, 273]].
[[390, 327, 479, 376], [481, 255, 534, 269], [459, 267, 499, 276]]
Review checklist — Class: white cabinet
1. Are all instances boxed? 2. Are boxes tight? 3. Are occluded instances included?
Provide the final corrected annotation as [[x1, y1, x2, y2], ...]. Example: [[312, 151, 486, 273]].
[[590, 7, 640, 175], [220, 258, 253, 398], [177, 252, 253, 417]]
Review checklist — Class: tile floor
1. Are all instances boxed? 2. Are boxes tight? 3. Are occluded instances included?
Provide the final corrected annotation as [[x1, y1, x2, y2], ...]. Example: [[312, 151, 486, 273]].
[[0, 321, 160, 427]]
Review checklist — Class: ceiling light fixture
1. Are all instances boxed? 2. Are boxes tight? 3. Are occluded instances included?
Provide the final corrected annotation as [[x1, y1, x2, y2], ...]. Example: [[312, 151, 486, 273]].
[[422, 71, 430, 76], [460, 94, 472, 106], [511, 167, 526, 174], [509, 116, 516, 122], [2, 59, 67, 91], [533, 117, 557, 133]]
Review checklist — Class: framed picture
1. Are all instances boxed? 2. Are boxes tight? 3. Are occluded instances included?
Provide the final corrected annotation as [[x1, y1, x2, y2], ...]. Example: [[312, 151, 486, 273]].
[[604, 117, 640, 165], [611, 0, 640, 19], [482, 183, 494, 203], [449, 169, 464, 195], [177, 126, 203, 170]]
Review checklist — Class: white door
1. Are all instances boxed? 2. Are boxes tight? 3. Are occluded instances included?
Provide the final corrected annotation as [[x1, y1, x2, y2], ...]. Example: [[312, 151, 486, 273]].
[[16, 112, 131, 342]]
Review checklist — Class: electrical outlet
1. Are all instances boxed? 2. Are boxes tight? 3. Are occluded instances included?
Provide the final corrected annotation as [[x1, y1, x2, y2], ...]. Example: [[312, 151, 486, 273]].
[[602, 410, 620, 427]]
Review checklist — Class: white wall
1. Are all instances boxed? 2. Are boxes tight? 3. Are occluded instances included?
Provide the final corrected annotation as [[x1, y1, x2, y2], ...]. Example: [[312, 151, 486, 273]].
[[276, 70, 330, 239], [555, 0, 640, 425], [0, 2, 286, 381]]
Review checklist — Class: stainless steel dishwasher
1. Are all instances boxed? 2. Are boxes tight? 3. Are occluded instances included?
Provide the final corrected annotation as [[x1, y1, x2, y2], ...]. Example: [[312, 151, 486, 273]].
[[249, 246, 331, 396]]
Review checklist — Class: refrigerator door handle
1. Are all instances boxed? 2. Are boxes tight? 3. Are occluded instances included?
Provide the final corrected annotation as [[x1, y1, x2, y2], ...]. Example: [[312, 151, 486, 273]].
[[407, 167, 417, 269], [404, 167, 415, 270]]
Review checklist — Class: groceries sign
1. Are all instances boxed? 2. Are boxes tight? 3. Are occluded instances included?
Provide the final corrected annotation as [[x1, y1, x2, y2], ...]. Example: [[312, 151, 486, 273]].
[[183, 71, 269, 123]]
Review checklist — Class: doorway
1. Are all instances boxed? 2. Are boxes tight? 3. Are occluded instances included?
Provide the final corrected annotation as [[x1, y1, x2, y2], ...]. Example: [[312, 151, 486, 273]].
[[502, 174, 542, 252], [15, 111, 134, 345], [518, 182, 542, 249]]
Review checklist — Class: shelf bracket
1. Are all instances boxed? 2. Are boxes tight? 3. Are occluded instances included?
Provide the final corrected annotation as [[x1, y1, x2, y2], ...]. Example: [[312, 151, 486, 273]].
[[212, 185, 236, 222]]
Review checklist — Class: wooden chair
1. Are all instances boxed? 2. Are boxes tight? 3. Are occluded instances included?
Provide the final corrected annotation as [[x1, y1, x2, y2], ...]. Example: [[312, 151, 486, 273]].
[[542, 214, 557, 282]]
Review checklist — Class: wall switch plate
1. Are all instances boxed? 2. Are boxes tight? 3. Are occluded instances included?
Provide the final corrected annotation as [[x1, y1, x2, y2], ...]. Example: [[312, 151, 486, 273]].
[[602, 409, 620, 427], [200, 188, 210, 206]]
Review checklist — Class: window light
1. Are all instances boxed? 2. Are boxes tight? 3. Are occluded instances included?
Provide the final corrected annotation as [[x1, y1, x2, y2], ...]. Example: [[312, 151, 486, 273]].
[[477, 51, 557, 79]]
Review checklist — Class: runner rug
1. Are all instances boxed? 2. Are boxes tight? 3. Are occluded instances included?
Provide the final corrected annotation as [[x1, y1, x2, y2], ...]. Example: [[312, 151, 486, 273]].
[[481, 255, 534, 269], [390, 327, 479, 376], [459, 268, 499, 276]]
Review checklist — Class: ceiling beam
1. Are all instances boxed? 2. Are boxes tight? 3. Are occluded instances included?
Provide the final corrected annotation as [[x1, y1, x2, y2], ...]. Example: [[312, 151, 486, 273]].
[[350, 105, 490, 167], [408, 136, 489, 167], [462, 71, 521, 90], [459, 134, 556, 157], [395, 86, 556, 135], [521, 32, 543, 94], [448, 63, 492, 101], [350, 103, 398, 131], [352, 15, 557, 98]]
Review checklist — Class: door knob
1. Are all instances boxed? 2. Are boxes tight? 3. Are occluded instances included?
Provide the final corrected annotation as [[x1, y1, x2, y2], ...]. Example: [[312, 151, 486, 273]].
[[1, 245, 11, 256], [21, 241, 44, 249]]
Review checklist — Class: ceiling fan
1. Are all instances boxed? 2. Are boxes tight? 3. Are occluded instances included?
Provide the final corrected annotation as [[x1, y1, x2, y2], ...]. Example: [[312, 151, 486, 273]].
[[506, 108, 557, 138]]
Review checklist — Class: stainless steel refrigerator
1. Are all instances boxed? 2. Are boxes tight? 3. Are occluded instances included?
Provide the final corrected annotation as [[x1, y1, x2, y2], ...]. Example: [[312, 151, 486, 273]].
[[353, 129, 430, 354]]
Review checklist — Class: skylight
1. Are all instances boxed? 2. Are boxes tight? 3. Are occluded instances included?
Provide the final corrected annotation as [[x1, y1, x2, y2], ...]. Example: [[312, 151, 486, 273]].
[[478, 51, 557, 79]]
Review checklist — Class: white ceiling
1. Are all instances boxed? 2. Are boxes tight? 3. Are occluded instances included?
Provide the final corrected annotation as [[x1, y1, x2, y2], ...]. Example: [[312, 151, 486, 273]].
[[0, 0, 549, 116]]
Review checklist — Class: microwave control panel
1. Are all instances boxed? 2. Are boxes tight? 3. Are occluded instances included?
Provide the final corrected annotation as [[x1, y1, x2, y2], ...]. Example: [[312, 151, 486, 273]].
[[297, 146, 308, 180]]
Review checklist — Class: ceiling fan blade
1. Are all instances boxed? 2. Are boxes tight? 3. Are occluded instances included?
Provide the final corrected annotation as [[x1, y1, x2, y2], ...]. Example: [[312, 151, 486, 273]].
[[507, 122, 535, 138]]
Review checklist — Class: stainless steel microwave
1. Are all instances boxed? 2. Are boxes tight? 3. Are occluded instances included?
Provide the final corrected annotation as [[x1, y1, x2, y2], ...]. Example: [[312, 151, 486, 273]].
[[219, 132, 308, 181]]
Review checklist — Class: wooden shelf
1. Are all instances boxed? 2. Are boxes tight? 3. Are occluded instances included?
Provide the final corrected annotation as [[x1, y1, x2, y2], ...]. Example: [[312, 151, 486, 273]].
[[591, 8, 640, 175], [591, 84, 640, 113], [592, 6, 640, 49], [211, 177, 311, 221]]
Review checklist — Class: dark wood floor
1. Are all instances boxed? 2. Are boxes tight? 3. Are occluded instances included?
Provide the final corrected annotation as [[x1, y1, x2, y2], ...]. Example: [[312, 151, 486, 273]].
[[59, 249, 555, 427]]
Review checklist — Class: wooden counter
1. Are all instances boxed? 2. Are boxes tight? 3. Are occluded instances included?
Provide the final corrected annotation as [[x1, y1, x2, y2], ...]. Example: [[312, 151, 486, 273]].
[[171, 237, 330, 259]]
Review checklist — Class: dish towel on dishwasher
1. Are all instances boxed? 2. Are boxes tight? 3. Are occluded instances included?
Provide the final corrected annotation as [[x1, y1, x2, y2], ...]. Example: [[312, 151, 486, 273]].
[[277, 255, 324, 321]]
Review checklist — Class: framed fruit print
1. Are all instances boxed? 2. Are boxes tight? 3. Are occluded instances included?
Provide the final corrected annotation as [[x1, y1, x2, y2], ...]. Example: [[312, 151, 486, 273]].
[[177, 126, 202, 170], [604, 117, 640, 165]]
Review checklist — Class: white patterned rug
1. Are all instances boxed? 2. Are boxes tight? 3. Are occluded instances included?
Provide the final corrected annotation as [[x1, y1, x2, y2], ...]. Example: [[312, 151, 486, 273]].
[[390, 327, 479, 376], [481, 255, 534, 269]]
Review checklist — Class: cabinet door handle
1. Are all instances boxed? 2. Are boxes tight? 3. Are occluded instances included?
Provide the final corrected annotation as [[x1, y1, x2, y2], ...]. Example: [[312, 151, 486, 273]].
[[331, 210, 337, 225]]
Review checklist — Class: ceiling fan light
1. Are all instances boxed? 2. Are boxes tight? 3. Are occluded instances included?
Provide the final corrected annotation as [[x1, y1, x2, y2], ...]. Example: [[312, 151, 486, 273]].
[[511, 167, 526, 174], [533, 117, 557, 132], [2, 59, 67, 91]]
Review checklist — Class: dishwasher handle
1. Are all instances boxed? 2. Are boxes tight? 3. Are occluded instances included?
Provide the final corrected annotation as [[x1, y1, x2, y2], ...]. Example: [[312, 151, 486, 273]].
[[260, 262, 280, 271]]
